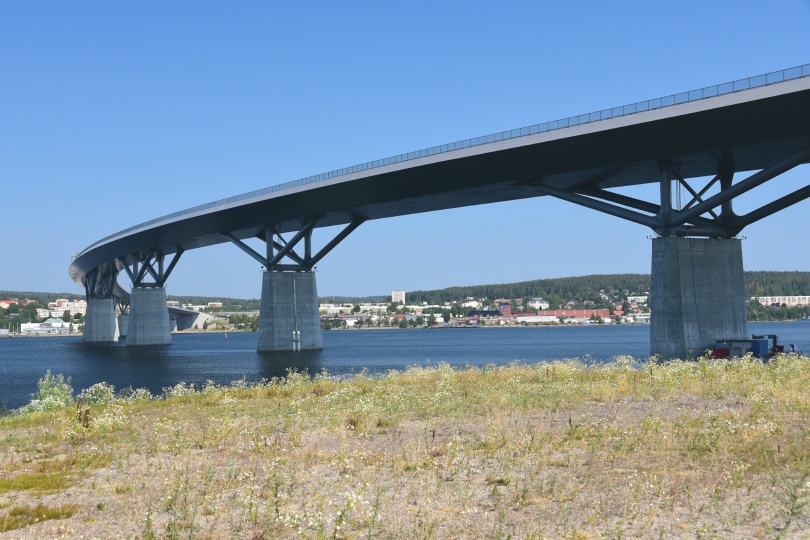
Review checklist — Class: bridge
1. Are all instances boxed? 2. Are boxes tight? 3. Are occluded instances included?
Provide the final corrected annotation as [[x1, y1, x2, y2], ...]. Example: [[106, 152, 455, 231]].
[[70, 64, 810, 358]]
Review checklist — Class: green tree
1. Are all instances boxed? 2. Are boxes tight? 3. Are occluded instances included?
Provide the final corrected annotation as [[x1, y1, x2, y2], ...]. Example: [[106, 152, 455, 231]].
[[416, 316, 424, 326], [352, 305, 361, 313], [202, 320, 209, 330], [398, 319, 408, 329], [428, 313, 436, 326]]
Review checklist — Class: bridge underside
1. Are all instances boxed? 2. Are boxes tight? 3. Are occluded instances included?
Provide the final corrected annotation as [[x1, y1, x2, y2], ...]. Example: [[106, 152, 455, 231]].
[[71, 72, 810, 358]]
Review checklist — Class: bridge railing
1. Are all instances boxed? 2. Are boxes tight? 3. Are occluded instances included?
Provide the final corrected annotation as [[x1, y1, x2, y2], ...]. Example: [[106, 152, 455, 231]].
[[81, 63, 810, 255]]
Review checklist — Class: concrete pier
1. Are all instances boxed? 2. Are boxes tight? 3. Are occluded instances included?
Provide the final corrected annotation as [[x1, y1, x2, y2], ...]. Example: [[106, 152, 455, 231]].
[[650, 237, 748, 359], [126, 287, 172, 346], [119, 314, 129, 338], [258, 271, 323, 352], [83, 298, 120, 343]]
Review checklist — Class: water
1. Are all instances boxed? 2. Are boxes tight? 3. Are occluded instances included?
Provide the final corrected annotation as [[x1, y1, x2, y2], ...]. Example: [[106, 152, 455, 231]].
[[1, 322, 809, 410]]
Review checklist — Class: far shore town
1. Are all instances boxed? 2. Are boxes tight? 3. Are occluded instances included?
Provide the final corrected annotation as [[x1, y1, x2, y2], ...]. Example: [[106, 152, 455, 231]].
[[2, 291, 809, 336]]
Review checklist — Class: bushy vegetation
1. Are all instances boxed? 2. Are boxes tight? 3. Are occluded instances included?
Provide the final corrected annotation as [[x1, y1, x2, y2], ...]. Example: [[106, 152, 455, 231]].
[[16, 370, 74, 413], [3, 356, 810, 537]]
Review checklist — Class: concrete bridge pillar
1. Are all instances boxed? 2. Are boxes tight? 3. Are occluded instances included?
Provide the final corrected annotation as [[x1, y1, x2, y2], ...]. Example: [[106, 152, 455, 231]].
[[650, 237, 748, 359], [83, 298, 120, 343], [258, 271, 323, 352], [126, 287, 172, 346], [119, 314, 129, 337]]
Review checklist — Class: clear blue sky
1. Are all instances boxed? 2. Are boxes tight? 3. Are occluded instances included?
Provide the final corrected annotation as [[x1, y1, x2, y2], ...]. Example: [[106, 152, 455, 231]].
[[2, 1, 810, 299]]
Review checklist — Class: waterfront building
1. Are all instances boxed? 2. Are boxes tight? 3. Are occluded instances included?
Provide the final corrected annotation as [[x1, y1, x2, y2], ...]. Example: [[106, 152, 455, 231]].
[[21, 318, 71, 335], [753, 295, 810, 307], [527, 298, 550, 310], [392, 290, 405, 304]]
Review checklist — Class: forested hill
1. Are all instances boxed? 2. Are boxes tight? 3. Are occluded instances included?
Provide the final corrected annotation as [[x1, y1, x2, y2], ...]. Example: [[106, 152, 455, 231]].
[[407, 275, 650, 305], [405, 271, 810, 304], [744, 271, 810, 297]]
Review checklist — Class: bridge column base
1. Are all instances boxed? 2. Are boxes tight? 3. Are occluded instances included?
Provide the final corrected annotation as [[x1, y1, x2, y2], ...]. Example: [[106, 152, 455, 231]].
[[83, 298, 120, 343], [127, 287, 172, 346], [119, 314, 129, 338], [650, 237, 748, 360], [258, 271, 323, 352]]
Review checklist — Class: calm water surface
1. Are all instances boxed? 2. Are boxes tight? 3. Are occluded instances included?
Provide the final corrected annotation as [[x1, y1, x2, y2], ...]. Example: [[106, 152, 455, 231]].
[[1, 322, 808, 409]]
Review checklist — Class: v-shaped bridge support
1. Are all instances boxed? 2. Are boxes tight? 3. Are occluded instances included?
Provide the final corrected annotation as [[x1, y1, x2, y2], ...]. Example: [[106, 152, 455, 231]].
[[222, 216, 366, 352], [532, 145, 810, 238]]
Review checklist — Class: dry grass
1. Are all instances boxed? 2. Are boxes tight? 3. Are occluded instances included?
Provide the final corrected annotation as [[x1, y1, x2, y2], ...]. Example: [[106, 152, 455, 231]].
[[1, 355, 810, 538]]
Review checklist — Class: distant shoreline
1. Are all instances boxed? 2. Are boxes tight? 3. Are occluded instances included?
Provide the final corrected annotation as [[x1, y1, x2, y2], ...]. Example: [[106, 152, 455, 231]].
[[1, 318, 803, 339]]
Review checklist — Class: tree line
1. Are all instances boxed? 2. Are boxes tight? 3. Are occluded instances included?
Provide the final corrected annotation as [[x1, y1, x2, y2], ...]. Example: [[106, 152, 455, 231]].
[[406, 271, 810, 305]]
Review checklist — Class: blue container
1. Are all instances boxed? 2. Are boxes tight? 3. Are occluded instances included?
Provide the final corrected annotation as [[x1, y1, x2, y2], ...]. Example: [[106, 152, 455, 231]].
[[751, 339, 769, 361]]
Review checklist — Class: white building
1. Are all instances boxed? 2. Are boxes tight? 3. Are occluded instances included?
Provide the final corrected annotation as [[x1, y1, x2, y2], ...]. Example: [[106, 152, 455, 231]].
[[753, 296, 810, 307], [21, 318, 71, 335], [527, 298, 550, 310], [626, 295, 648, 305], [36, 308, 51, 319], [392, 290, 406, 304], [319, 304, 354, 315], [46, 299, 87, 317], [516, 315, 558, 324]]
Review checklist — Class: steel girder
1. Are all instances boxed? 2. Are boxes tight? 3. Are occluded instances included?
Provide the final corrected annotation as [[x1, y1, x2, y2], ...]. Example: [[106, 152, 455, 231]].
[[533, 144, 810, 238], [223, 217, 366, 272], [118, 248, 184, 288]]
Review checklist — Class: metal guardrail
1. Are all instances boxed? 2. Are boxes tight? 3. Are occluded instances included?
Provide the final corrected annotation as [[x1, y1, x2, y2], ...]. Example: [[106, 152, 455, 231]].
[[82, 63, 810, 254]]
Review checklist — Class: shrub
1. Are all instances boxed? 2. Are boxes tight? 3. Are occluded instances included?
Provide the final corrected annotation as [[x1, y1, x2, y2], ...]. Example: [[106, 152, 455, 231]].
[[77, 382, 116, 405], [36, 371, 73, 403], [17, 371, 73, 414]]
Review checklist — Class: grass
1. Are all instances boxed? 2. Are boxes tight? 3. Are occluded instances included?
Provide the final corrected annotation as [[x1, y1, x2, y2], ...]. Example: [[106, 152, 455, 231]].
[[1, 354, 810, 538], [0, 451, 112, 495], [0, 503, 79, 532]]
